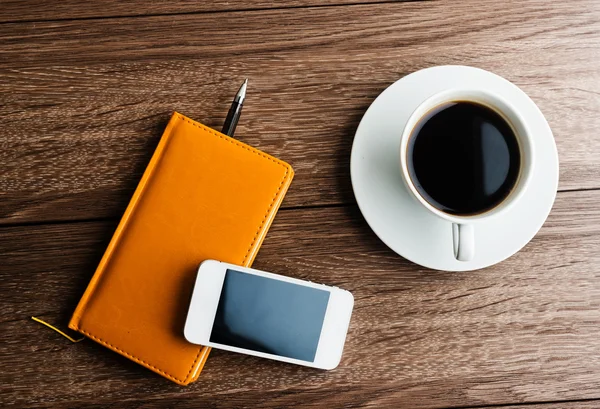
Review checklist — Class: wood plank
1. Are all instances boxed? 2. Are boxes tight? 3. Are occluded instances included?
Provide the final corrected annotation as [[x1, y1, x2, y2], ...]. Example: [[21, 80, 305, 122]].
[[0, 0, 423, 23], [1, 0, 600, 223], [7, 398, 600, 409], [2, 189, 600, 408]]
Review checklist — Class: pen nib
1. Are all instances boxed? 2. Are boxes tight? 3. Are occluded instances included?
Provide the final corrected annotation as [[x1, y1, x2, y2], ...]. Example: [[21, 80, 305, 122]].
[[235, 79, 248, 103]]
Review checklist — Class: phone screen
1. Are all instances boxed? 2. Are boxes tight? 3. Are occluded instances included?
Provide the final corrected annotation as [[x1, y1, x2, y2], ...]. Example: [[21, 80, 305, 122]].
[[210, 269, 331, 362]]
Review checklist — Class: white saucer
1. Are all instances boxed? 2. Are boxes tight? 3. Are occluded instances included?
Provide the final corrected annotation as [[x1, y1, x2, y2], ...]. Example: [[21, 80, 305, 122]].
[[350, 66, 559, 271]]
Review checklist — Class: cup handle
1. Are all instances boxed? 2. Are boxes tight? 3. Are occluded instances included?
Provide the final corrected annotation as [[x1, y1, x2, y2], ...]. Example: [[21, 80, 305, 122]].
[[452, 223, 474, 261]]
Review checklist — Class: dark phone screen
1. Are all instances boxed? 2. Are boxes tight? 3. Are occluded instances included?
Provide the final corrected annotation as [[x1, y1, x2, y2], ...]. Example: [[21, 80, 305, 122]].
[[210, 269, 330, 362]]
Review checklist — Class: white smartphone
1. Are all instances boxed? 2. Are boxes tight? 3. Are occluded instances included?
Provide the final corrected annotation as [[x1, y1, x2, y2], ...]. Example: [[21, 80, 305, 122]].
[[184, 260, 354, 370]]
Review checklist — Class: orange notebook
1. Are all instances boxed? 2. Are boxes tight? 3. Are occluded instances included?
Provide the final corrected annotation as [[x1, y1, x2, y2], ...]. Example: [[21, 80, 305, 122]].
[[69, 113, 294, 385]]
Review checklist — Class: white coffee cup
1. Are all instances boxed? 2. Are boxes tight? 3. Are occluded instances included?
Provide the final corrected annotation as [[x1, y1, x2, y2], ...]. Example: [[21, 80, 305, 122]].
[[399, 89, 535, 262]]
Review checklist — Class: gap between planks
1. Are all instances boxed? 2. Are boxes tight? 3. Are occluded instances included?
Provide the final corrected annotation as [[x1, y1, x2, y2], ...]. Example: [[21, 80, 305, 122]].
[[0, 0, 435, 25], [0, 187, 597, 229]]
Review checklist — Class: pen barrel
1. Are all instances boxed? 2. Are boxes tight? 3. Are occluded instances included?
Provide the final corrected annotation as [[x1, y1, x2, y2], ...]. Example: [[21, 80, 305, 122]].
[[221, 101, 243, 136]]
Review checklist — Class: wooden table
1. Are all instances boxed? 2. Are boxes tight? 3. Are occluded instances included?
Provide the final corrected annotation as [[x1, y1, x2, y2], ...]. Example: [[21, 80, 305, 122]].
[[2, 0, 600, 407]]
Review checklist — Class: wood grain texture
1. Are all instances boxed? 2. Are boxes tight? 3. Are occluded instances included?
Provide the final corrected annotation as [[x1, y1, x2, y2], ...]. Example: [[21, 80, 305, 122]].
[[2, 190, 600, 408], [2, 0, 600, 223], [3, 0, 600, 407], [0, 0, 424, 23], [6, 398, 600, 409]]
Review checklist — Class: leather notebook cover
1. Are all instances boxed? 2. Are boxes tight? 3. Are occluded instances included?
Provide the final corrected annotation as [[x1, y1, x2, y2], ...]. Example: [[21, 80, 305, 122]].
[[69, 113, 294, 385]]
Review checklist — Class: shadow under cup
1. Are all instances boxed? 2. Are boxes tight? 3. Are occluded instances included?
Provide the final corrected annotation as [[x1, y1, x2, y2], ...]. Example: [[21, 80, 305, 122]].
[[399, 89, 535, 260]]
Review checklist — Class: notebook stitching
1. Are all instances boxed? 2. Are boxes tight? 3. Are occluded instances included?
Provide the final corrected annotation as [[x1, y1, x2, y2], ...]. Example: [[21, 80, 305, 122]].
[[240, 168, 288, 265], [77, 113, 292, 384], [175, 114, 289, 170], [74, 328, 188, 384]]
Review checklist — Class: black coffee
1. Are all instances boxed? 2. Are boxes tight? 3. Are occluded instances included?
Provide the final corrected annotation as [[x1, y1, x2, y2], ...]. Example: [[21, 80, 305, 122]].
[[407, 101, 520, 215]]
